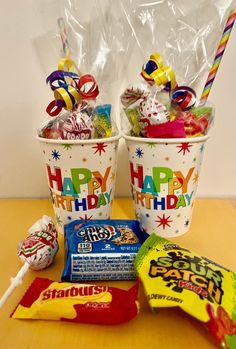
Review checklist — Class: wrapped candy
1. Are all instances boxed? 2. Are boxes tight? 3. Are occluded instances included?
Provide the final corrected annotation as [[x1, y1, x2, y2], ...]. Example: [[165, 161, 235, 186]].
[[11, 277, 139, 325], [17, 215, 58, 270], [0, 216, 58, 307], [61, 219, 146, 282], [135, 234, 236, 349], [174, 108, 211, 137], [121, 52, 215, 138], [138, 97, 170, 136], [38, 58, 113, 140], [121, 85, 150, 107], [119, 2, 236, 139]]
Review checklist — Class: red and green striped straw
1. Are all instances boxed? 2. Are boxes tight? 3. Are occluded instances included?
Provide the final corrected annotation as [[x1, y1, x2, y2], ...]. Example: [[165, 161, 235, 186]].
[[200, 9, 236, 104]]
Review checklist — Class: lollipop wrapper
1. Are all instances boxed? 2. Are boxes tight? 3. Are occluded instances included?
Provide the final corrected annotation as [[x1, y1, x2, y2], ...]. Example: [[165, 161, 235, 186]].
[[39, 101, 113, 141], [135, 234, 236, 348], [146, 119, 186, 138], [11, 277, 139, 325], [17, 216, 59, 270], [174, 106, 214, 137]]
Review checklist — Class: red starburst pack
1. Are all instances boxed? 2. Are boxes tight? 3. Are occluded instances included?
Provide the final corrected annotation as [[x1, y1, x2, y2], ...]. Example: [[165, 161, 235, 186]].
[[135, 234, 236, 348], [11, 277, 139, 325]]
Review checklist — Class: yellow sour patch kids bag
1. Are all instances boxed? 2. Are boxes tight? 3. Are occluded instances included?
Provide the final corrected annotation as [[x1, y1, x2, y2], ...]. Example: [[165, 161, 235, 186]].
[[135, 234, 236, 349]]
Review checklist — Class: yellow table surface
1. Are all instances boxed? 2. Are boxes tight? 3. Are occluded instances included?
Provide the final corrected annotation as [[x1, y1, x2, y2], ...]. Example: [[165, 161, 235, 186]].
[[0, 198, 236, 349]]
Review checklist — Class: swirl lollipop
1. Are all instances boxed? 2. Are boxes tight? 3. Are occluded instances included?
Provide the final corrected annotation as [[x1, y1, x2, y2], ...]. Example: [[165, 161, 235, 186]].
[[0, 215, 59, 308], [121, 85, 150, 107]]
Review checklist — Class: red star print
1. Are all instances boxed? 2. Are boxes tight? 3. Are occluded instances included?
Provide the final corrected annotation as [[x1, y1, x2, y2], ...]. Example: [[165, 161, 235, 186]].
[[176, 143, 193, 155], [79, 214, 93, 220], [92, 142, 108, 155], [155, 214, 172, 229]]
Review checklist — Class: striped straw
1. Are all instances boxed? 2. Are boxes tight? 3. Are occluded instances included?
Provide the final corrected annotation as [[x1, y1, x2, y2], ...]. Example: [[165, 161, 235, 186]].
[[200, 9, 236, 104], [57, 17, 70, 57]]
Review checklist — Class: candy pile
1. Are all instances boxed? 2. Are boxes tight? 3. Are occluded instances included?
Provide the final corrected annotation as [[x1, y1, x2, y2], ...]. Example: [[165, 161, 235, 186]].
[[121, 53, 214, 138], [5, 217, 236, 348], [38, 58, 112, 140]]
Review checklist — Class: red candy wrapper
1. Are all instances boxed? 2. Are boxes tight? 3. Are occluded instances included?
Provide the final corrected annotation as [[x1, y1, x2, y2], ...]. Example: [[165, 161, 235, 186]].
[[11, 277, 139, 325], [146, 119, 186, 138]]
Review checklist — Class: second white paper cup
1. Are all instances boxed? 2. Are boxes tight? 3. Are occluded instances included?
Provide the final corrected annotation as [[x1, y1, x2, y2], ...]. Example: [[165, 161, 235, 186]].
[[124, 134, 209, 237]]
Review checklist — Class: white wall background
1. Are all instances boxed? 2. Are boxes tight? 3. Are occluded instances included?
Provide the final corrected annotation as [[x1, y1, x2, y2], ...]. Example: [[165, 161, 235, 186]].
[[0, 0, 235, 199]]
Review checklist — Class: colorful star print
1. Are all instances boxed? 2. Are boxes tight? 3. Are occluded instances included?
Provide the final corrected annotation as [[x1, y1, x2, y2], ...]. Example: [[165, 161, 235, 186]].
[[155, 214, 172, 229], [185, 219, 190, 227], [63, 144, 72, 150], [92, 143, 108, 155], [147, 143, 156, 148], [135, 147, 144, 158], [176, 143, 193, 155], [79, 214, 93, 220], [193, 172, 199, 184], [56, 214, 63, 227], [51, 150, 61, 161], [110, 172, 116, 181]]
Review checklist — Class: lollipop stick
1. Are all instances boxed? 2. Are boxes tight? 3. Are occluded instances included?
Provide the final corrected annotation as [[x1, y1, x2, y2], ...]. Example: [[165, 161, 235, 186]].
[[0, 262, 30, 308], [200, 9, 236, 104]]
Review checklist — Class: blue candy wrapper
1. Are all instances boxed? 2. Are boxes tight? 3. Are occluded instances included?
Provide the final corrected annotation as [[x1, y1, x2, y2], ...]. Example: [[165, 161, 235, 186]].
[[61, 219, 147, 281]]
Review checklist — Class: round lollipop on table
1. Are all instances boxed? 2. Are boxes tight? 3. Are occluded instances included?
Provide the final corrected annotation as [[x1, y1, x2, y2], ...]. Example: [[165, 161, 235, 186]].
[[0, 215, 59, 308]]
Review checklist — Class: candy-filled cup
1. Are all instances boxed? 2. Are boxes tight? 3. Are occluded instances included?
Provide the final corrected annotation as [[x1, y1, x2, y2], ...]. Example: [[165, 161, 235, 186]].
[[124, 134, 209, 237], [37, 135, 120, 232]]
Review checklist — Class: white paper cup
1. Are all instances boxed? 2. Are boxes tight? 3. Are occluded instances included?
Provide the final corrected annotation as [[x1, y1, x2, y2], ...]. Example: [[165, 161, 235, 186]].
[[37, 135, 120, 231], [124, 134, 209, 237]]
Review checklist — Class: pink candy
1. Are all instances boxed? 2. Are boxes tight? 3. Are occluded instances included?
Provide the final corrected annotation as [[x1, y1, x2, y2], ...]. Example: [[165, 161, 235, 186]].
[[138, 98, 169, 136]]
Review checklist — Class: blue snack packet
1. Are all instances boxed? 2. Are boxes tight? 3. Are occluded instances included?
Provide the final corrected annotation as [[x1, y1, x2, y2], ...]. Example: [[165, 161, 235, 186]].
[[61, 219, 147, 281]]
